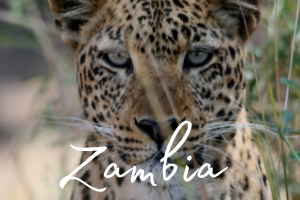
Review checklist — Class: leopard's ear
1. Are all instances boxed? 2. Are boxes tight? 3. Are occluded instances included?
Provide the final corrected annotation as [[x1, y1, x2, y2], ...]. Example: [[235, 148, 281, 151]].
[[211, 0, 262, 41], [48, 0, 104, 50]]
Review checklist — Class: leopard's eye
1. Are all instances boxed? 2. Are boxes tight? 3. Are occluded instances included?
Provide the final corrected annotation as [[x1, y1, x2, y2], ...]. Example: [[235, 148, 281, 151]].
[[184, 51, 213, 68], [104, 52, 131, 67]]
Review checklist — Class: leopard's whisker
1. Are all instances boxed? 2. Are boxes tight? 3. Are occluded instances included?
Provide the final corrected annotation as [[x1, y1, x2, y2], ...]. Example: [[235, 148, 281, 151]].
[[188, 142, 263, 185]]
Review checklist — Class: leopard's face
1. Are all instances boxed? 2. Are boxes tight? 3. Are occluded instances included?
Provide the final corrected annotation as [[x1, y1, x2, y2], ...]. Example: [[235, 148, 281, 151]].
[[72, 0, 249, 169], [49, 0, 269, 199]]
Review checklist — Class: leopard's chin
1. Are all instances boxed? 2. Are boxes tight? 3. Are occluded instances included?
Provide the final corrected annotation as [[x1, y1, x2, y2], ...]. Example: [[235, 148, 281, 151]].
[[136, 159, 201, 199], [135, 157, 181, 186]]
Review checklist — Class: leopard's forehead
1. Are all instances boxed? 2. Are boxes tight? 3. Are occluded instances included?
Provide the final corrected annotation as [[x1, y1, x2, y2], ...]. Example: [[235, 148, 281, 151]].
[[81, 0, 237, 62]]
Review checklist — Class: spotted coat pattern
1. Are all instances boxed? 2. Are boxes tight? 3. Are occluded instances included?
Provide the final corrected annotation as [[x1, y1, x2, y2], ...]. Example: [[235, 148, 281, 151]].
[[49, 0, 271, 199]]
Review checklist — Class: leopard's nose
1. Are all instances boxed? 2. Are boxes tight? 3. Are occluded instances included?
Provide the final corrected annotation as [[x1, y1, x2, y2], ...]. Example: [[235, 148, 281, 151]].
[[134, 118, 162, 142], [135, 118, 181, 159], [134, 118, 180, 145]]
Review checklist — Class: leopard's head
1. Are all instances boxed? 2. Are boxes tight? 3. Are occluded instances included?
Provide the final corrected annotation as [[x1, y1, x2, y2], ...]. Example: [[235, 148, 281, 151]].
[[49, 0, 261, 169]]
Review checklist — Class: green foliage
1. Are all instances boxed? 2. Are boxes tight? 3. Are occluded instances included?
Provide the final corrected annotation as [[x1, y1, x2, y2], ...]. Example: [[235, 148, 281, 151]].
[[280, 78, 300, 92]]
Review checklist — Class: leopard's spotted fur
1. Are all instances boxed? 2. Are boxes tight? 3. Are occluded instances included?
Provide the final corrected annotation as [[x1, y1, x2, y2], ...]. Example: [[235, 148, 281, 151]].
[[49, 0, 272, 199]]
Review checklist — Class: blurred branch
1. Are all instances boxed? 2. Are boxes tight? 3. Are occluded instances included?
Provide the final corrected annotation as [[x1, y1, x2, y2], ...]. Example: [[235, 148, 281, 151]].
[[0, 4, 73, 107], [25, 5, 63, 86], [284, 0, 300, 111], [0, 9, 54, 34]]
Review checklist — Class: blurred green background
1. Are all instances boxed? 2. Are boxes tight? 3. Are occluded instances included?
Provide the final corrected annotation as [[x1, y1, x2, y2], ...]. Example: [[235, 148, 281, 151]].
[[0, 0, 299, 199]]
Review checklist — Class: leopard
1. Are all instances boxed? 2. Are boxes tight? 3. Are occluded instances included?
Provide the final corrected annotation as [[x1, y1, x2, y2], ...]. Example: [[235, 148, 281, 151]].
[[49, 0, 272, 199]]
